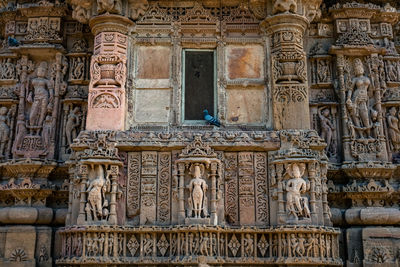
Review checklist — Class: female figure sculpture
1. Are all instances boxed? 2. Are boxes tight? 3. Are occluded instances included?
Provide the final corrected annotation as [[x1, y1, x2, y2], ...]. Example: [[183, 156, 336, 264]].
[[65, 107, 81, 147], [86, 165, 110, 221], [187, 163, 208, 219], [387, 107, 400, 150], [286, 163, 310, 220], [28, 61, 53, 132], [346, 58, 372, 139], [318, 107, 335, 155], [0, 107, 10, 157]]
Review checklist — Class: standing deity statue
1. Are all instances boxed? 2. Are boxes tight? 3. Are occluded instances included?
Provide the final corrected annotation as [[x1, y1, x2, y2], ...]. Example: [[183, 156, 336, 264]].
[[318, 60, 329, 83], [27, 61, 53, 133], [0, 107, 11, 157], [318, 107, 336, 156], [387, 107, 400, 151], [187, 163, 208, 219], [72, 57, 85, 80], [285, 163, 311, 220], [42, 115, 52, 149], [346, 58, 372, 139], [65, 107, 81, 147], [86, 165, 110, 221]]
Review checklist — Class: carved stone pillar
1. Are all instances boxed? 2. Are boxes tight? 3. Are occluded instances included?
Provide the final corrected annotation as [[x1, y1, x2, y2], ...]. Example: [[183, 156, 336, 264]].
[[86, 15, 134, 130], [261, 0, 320, 130]]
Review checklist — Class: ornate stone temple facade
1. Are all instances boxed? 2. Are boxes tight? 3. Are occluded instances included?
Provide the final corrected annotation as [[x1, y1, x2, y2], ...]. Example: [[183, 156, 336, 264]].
[[0, 0, 399, 266]]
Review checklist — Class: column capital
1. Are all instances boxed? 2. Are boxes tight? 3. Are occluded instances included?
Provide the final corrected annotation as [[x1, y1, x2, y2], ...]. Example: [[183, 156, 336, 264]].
[[89, 14, 135, 36], [261, 13, 310, 35]]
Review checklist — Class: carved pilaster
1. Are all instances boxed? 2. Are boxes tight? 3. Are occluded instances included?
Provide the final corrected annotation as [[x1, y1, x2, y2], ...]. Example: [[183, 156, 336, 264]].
[[261, 0, 321, 130], [140, 151, 157, 225], [86, 15, 134, 130]]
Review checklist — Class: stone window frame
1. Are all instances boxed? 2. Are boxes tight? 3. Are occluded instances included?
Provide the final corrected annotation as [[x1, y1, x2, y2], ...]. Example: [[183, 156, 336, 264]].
[[181, 48, 218, 125]]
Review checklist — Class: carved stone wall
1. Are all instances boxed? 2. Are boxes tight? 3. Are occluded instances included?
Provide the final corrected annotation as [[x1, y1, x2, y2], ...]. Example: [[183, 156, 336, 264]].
[[0, 0, 399, 266]]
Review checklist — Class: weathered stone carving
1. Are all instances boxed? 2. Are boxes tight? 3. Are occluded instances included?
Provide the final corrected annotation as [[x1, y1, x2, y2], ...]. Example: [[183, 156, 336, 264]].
[[272, 0, 297, 15], [97, 0, 122, 15], [285, 163, 311, 222], [386, 106, 400, 151], [176, 136, 222, 225], [2, 0, 398, 266], [65, 106, 82, 147], [0, 105, 15, 159], [25, 17, 62, 42], [0, 58, 15, 80], [187, 163, 209, 219], [318, 106, 337, 157], [127, 0, 149, 20], [58, 226, 342, 265], [69, 0, 94, 24], [127, 152, 140, 219], [346, 58, 372, 139], [13, 53, 67, 159], [85, 165, 111, 222]]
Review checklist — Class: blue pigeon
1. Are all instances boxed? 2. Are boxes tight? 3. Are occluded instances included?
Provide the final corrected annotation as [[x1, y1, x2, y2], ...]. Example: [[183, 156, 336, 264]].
[[8, 36, 19, 47], [203, 109, 220, 127]]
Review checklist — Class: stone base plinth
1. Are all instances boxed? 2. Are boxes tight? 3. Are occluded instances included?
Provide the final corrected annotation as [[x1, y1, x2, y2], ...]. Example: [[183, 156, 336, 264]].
[[57, 225, 342, 266], [185, 217, 211, 225]]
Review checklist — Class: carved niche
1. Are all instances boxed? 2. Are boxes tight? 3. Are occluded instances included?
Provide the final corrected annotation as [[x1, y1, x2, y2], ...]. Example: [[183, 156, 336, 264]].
[[175, 135, 222, 225], [339, 56, 387, 161], [76, 133, 122, 225], [12, 53, 67, 159]]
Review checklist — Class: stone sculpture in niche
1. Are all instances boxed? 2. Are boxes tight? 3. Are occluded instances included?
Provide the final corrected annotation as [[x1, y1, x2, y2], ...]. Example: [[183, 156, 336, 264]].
[[65, 107, 81, 147], [0, 106, 14, 158], [318, 106, 336, 156], [387, 107, 400, 151], [187, 163, 208, 219], [71, 57, 85, 81], [285, 163, 310, 221], [346, 58, 372, 139], [86, 165, 111, 222], [28, 61, 53, 134]]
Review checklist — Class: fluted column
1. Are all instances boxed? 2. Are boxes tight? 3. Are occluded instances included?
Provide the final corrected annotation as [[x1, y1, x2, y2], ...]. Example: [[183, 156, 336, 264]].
[[86, 15, 134, 130]]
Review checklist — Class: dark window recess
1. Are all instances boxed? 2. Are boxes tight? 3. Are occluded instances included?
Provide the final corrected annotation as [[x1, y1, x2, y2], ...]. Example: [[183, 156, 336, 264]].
[[184, 51, 214, 121]]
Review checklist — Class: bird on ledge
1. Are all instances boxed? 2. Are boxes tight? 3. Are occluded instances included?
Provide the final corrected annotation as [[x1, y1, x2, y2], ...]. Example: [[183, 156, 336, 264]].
[[203, 109, 220, 127], [8, 36, 19, 47]]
